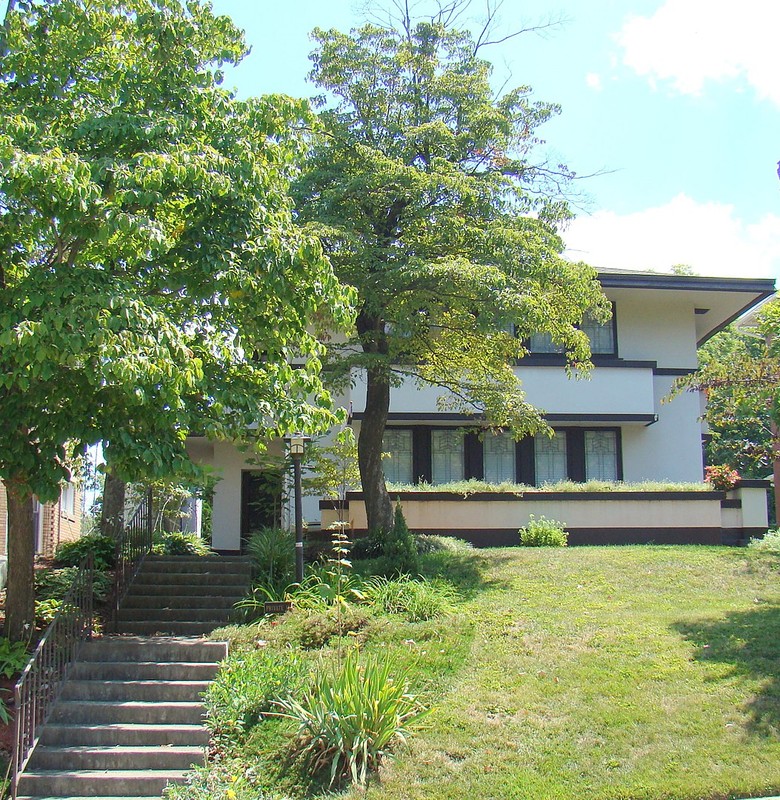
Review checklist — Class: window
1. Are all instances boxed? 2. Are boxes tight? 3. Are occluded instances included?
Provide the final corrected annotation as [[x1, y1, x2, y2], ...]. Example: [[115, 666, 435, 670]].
[[580, 314, 615, 355], [534, 432, 568, 485], [484, 432, 515, 483], [528, 332, 563, 354], [431, 430, 464, 483], [60, 482, 76, 516], [382, 429, 413, 484], [584, 430, 618, 481]]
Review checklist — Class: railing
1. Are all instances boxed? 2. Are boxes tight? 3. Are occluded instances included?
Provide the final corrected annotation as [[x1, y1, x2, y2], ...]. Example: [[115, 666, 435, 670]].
[[111, 488, 154, 630], [12, 554, 94, 799]]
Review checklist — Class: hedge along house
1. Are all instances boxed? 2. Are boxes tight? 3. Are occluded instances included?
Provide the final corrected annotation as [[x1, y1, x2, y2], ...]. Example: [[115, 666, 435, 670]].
[[187, 270, 776, 551]]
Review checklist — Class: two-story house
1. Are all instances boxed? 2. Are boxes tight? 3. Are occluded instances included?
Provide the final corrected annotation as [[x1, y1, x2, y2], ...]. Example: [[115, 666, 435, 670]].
[[187, 269, 775, 550]]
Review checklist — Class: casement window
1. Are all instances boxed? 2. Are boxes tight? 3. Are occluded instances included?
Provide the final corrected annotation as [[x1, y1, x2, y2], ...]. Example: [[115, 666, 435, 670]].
[[528, 304, 617, 356], [533, 431, 568, 485], [382, 429, 414, 484], [584, 430, 618, 481], [431, 429, 464, 483], [483, 432, 516, 483], [380, 425, 620, 487]]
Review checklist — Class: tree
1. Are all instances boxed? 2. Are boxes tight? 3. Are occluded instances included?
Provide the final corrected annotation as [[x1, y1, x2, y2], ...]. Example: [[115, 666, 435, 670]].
[[696, 326, 773, 477], [0, 0, 353, 640], [295, 6, 607, 533], [676, 299, 780, 513]]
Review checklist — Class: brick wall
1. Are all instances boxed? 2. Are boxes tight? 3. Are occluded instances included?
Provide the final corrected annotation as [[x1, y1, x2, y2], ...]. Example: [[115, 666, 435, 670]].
[[0, 481, 82, 559]]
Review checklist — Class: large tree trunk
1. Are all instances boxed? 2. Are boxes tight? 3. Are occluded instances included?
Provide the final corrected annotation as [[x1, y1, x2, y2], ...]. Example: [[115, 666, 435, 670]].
[[5, 483, 35, 642], [100, 471, 125, 541], [358, 366, 394, 534]]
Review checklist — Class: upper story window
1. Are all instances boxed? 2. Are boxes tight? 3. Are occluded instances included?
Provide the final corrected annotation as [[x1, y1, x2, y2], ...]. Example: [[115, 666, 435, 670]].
[[528, 305, 617, 356], [382, 429, 413, 484]]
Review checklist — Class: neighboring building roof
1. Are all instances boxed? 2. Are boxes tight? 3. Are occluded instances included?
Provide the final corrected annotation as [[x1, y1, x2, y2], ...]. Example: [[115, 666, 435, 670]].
[[595, 269, 776, 345]]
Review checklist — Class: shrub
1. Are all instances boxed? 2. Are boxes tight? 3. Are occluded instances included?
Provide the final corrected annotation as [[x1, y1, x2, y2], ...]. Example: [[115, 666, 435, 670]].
[[204, 648, 306, 746], [246, 527, 296, 593], [748, 529, 780, 553], [519, 514, 568, 547], [35, 567, 112, 604], [381, 502, 419, 575], [350, 531, 384, 561], [705, 464, 740, 491], [0, 637, 29, 678], [152, 530, 211, 556], [283, 607, 371, 650], [362, 575, 457, 622], [54, 534, 115, 570], [274, 649, 431, 787], [415, 534, 473, 555]]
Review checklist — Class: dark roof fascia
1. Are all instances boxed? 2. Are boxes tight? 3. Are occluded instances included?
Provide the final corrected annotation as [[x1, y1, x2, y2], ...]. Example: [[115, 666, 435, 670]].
[[597, 273, 776, 294]]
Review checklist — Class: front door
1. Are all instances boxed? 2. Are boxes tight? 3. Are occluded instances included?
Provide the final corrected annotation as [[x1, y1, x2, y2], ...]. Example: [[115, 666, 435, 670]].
[[240, 470, 283, 549]]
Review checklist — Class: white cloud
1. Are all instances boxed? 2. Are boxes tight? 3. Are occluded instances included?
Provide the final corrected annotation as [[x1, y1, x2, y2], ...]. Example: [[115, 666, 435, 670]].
[[585, 72, 602, 91], [617, 0, 780, 105], [564, 194, 780, 280]]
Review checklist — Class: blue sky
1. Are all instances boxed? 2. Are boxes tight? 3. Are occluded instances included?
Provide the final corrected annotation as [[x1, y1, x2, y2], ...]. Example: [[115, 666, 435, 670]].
[[211, 0, 780, 281]]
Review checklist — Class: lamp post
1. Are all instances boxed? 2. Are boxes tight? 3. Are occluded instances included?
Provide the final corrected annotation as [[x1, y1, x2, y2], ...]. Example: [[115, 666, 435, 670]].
[[285, 433, 309, 583]]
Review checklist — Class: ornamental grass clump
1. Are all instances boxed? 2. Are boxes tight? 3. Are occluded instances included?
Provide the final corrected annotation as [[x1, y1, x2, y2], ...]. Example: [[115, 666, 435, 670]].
[[274, 650, 431, 787], [362, 574, 458, 621]]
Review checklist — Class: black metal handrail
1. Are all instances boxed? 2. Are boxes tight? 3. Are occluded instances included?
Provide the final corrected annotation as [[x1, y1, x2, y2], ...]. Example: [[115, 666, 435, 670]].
[[12, 554, 94, 799], [111, 488, 154, 630]]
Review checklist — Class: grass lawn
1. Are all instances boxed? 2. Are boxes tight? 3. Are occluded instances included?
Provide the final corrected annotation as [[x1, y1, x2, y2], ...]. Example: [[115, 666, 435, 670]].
[[198, 545, 780, 800]]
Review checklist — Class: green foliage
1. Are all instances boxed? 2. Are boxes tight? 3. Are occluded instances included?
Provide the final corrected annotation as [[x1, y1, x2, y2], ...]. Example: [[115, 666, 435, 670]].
[[519, 514, 569, 547], [0, 636, 29, 678], [246, 527, 296, 595], [152, 531, 211, 557], [279, 607, 371, 650], [274, 649, 431, 787], [302, 428, 360, 501], [35, 598, 63, 627], [362, 575, 458, 622], [415, 534, 473, 554], [298, 15, 607, 532], [748, 529, 780, 553], [54, 533, 115, 570], [204, 648, 306, 747], [35, 566, 111, 604], [380, 503, 419, 575]]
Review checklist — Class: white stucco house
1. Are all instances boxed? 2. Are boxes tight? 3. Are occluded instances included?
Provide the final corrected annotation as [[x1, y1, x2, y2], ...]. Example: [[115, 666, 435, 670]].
[[187, 269, 776, 551]]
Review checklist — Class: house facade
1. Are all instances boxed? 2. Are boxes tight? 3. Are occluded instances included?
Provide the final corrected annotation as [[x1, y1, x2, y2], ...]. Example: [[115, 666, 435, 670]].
[[188, 270, 776, 551]]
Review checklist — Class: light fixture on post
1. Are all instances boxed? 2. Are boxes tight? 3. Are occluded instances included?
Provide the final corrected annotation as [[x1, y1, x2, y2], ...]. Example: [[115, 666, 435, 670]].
[[284, 433, 310, 583]]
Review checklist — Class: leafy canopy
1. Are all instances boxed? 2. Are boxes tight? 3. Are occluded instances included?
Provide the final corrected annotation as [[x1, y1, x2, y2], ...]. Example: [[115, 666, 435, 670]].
[[0, 0, 354, 499], [298, 19, 608, 433]]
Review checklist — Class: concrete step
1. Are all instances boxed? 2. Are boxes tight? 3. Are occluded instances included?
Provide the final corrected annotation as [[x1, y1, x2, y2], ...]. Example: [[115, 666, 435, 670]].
[[61, 679, 210, 703], [142, 557, 252, 575], [29, 744, 204, 771], [131, 571, 249, 586], [51, 700, 204, 726], [40, 723, 210, 747], [114, 621, 232, 636], [70, 660, 219, 682], [122, 582, 248, 598], [116, 608, 232, 624], [121, 594, 238, 610], [17, 769, 189, 797], [79, 636, 228, 663]]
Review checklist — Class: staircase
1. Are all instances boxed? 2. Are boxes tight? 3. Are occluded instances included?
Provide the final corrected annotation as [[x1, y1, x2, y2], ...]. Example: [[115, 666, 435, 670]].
[[115, 555, 252, 635], [17, 635, 227, 800]]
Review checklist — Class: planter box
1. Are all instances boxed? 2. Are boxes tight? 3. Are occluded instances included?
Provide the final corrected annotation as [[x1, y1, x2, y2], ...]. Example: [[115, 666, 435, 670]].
[[320, 483, 770, 546]]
